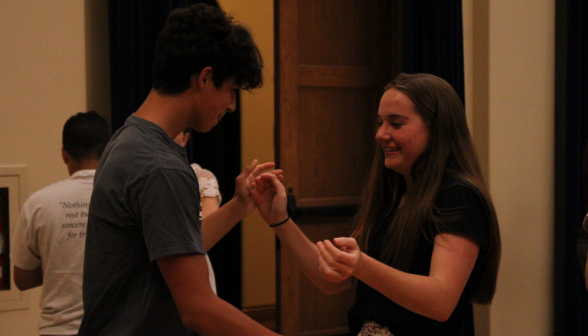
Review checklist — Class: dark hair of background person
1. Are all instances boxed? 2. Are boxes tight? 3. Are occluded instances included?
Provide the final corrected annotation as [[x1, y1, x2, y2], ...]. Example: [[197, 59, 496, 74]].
[[352, 73, 501, 305], [62, 111, 111, 162], [152, 3, 263, 94]]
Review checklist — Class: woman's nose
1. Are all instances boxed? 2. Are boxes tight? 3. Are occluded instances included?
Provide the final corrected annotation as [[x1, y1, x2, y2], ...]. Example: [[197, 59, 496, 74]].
[[376, 126, 390, 141]]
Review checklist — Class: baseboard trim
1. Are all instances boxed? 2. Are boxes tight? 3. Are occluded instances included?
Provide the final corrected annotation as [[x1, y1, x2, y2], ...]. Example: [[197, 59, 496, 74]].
[[243, 304, 277, 331]]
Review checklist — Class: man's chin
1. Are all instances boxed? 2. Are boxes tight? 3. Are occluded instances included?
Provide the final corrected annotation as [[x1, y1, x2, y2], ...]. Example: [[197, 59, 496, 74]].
[[192, 124, 215, 133]]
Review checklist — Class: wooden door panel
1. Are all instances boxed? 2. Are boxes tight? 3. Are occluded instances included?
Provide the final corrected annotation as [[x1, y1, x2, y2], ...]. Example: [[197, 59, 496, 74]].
[[297, 87, 376, 205], [298, 66, 389, 88], [297, 219, 356, 336], [276, 0, 402, 334], [298, 0, 376, 67]]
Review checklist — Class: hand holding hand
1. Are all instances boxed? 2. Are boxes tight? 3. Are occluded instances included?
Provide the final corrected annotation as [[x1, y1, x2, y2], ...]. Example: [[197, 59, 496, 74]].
[[251, 173, 289, 226], [316, 237, 362, 282], [233, 160, 283, 216]]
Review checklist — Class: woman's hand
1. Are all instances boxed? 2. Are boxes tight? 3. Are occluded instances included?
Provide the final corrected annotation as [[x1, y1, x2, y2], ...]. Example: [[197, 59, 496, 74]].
[[251, 173, 288, 226], [233, 160, 282, 216], [316, 237, 363, 282]]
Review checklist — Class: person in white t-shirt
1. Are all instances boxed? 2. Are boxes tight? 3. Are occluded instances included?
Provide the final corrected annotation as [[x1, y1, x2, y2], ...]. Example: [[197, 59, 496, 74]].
[[10, 111, 110, 336], [174, 129, 220, 294]]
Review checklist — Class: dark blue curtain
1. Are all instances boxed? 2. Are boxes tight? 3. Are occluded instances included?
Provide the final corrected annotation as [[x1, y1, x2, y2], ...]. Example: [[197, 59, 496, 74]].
[[559, 0, 588, 335], [402, 1, 470, 334], [109, 0, 187, 133], [402, 0, 465, 104]]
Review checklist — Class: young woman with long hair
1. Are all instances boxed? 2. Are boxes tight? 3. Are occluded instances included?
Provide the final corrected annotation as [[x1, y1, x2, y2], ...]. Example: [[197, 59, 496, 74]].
[[254, 73, 501, 336]]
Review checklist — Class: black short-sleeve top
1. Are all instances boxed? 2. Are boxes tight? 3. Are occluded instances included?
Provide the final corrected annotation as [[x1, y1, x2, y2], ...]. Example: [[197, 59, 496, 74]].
[[348, 179, 491, 336]]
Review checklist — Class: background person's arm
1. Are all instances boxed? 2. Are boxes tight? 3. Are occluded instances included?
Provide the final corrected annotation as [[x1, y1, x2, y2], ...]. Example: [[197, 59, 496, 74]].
[[13, 266, 43, 290], [200, 160, 282, 251], [201, 197, 220, 217]]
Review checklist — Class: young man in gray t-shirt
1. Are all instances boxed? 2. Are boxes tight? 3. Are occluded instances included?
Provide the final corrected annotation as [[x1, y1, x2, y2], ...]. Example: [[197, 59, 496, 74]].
[[79, 4, 281, 336]]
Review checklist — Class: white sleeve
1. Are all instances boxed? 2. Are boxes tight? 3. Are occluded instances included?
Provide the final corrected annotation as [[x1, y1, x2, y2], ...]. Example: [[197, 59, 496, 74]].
[[191, 163, 222, 203]]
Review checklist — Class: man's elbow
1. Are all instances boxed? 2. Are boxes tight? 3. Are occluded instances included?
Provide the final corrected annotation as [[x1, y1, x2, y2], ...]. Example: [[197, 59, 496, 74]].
[[177, 298, 218, 333], [180, 308, 224, 335], [179, 314, 201, 333], [14, 278, 36, 291], [13, 267, 43, 291]]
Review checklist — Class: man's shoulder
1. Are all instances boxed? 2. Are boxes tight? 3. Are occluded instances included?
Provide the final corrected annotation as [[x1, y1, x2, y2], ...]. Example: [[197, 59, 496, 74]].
[[29, 174, 91, 200], [21, 174, 93, 220], [107, 120, 184, 167], [96, 125, 192, 197]]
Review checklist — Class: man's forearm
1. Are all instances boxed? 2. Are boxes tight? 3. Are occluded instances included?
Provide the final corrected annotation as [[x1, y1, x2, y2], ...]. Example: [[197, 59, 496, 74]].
[[184, 294, 279, 336]]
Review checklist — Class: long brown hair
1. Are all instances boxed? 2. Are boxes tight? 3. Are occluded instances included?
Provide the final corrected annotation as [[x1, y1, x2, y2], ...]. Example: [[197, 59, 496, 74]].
[[352, 73, 501, 304]]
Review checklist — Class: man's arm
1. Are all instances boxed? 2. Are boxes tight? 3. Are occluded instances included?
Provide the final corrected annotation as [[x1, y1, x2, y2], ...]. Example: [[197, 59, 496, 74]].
[[157, 253, 280, 336], [13, 266, 43, 291]]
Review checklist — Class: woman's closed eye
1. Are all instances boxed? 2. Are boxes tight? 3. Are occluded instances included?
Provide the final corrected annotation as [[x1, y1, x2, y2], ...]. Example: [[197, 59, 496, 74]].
[[376, 117, 383, 127]]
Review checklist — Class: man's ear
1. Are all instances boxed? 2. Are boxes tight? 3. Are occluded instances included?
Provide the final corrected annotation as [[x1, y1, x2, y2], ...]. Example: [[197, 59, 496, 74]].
[[61, 147, 69, 165], [195, 66, 213, 89]]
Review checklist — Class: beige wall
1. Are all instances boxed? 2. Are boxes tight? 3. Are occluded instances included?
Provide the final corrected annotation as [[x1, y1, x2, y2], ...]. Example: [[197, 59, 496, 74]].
[[0, 2, 86, 336], [465, 0, 555, 335], [487, 0, 554, 334], [0, 0, 556, 335]]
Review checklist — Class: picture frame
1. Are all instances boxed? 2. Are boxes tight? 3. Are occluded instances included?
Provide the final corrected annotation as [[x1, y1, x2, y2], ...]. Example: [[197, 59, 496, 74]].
[[0, 165, 29, 312]]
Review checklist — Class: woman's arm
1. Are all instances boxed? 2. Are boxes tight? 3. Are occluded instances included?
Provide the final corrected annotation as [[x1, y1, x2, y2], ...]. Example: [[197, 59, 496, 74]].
[[200, 161, 281, 251], [318, 234, 479, 321], [201, 197, 220, 218], [253, 174, 351, 295], [272, 220, 351, 294]]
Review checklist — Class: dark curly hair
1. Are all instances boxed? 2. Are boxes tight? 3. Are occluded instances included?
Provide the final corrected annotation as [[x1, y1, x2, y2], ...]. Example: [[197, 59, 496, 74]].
[[153, 3, 264, 94], [62, 111, 111, 161]]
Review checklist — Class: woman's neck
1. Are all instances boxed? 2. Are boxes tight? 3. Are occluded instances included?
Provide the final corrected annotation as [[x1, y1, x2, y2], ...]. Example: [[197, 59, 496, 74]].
[[404, 175, 414, 191]]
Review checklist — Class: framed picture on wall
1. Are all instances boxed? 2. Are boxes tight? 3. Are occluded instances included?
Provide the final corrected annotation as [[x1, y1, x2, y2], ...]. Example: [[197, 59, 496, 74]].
[[0, 165, 29, 312]]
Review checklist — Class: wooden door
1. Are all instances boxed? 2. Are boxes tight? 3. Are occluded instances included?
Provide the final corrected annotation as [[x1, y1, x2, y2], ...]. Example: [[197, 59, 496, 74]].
[[275, 1, 402, 335]]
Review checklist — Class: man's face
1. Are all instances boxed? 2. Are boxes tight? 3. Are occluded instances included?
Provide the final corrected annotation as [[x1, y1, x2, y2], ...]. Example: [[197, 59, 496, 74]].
[[192, 78, 238, 133]]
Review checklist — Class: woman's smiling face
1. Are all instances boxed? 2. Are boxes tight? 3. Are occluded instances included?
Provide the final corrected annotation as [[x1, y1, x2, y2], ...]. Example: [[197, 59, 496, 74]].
[[375, 88, 430, 182]]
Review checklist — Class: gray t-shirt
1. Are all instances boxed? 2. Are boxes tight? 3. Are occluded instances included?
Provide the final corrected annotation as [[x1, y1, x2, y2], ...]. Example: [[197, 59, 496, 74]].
[[79, 114, 204, 336]]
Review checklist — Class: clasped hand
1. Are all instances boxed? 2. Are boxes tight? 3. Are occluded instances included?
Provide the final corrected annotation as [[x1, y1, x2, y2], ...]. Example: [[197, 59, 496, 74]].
[[251, 173, 288, 225], [317, 237, 363, 283], [234, 160, 283, 217]]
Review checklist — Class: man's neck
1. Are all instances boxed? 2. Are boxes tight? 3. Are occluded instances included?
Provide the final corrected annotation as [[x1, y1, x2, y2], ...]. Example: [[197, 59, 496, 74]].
[[68, 159, 99, 176], [135, 89, 192, 139]]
